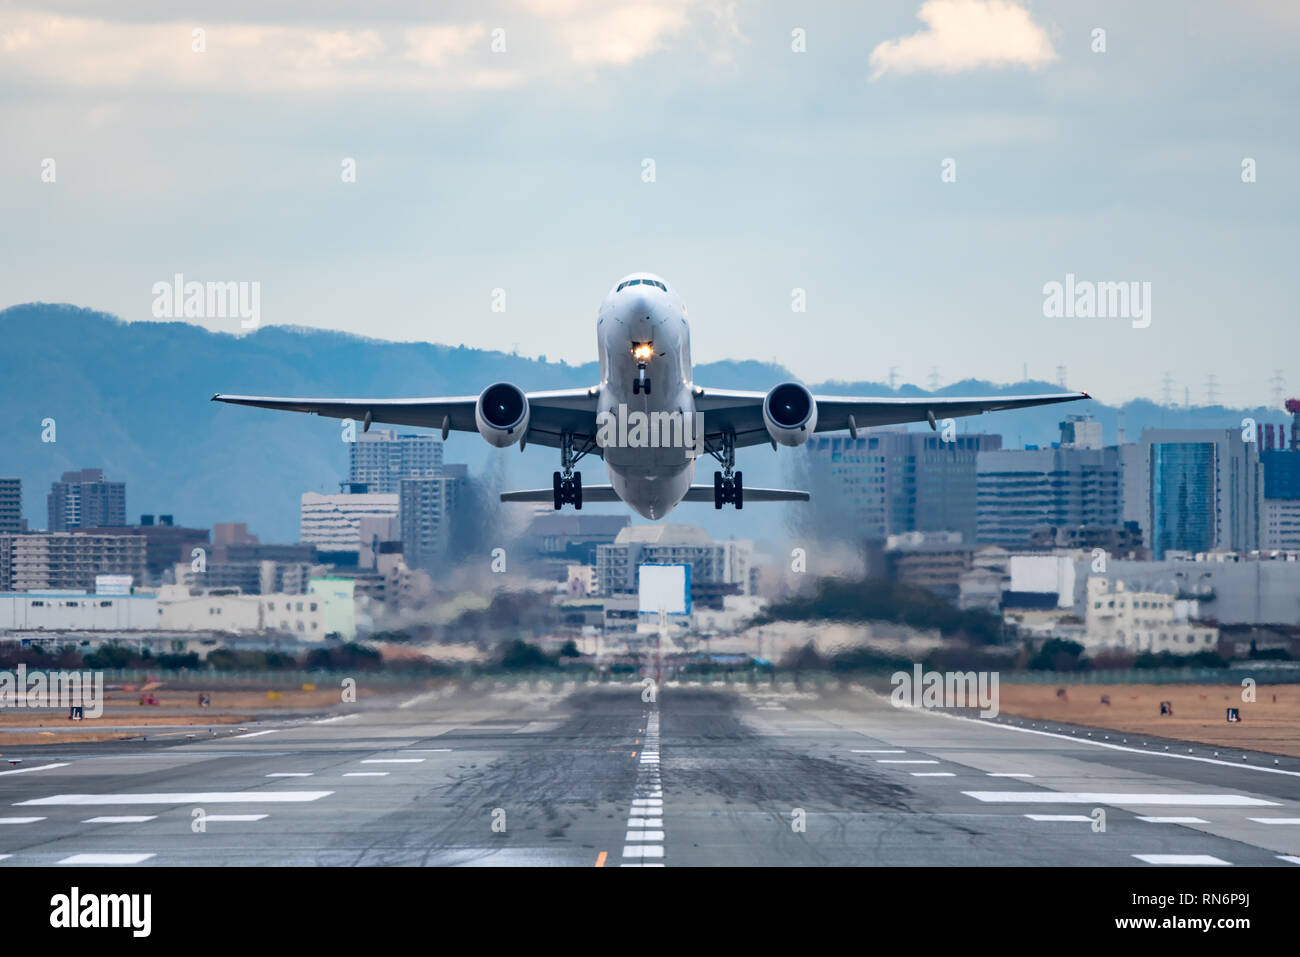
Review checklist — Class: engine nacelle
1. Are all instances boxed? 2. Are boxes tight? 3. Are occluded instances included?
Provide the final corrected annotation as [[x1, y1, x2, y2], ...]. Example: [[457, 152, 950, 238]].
[[763, 382, 818, 447], [476, 382, 530, 447]]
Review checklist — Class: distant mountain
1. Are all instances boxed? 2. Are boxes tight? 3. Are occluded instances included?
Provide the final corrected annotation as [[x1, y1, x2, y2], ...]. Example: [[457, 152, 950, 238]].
[[0, 304, 1283, 544]]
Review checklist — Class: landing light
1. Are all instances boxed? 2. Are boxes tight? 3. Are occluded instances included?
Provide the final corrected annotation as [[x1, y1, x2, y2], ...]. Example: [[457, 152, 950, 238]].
[[632, 342, 654, 362]]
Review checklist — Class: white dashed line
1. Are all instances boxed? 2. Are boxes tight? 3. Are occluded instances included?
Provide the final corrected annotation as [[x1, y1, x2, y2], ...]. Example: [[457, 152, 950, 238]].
[[58, 853, 155, 865], [232, 730, 280, 739], [1248, 818, 1300, 824], [878, 759, 939, 765], [621, 845, 664, 859], [631, 798, 663, 807], [0, 763, 69, 777], [852, 749, 906, 754], [987, 772, 1034, 778], [1137, 816, 1210, 824], [624, 830, 665, 842], [1025, 814, 1094, 822], [343, 772, 388, 777], [361, 758, 425, 764], [0, 817, 46, 824], [963, 792, 1278, 806], [82, 816, 157, 824], [311, 715, 359, 725], [267, 773, 312, 778], [1132, 854, 1232, 866], [18, 791, 332, 806], [911, 772, 956, 777], [1278, 856, 1300, 865], [201, 814, 268, 822], [626, 818, 663, 828], [405, 749, 453, 752]]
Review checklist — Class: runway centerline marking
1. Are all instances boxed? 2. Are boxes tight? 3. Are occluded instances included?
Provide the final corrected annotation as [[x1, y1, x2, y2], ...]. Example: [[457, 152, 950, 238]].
[[361, 758, 425, 764], [988, 772, 1033, 778], [1136, 816, 1209, 824], [1025, 814, 1093, 822], [202, 814, 268, 822], [18, 791, 333, 806], [0, 816, 46, 824], [964, 792, 1278, 806], [625, 831, 665, 842], [267, 773, 312, 778], [1248, 817, 1300, 824], [232, 730, 280, 739], [312, 714, 359, 725], [878, 759, 939, 764], [851, 749, 906, 754], [82, 816, 157, 824], [343, 772, 388, 777]]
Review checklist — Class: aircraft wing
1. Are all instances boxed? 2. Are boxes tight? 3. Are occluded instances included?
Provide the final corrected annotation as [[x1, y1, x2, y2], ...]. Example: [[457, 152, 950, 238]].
[[500, 485, 810, 504], [692, 387, 1091, 450], [211, 388, 602, 455]]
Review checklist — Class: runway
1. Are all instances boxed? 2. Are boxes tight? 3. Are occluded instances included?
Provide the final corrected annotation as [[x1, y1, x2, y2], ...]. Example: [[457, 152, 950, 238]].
[[2, 681, 1299, 867]]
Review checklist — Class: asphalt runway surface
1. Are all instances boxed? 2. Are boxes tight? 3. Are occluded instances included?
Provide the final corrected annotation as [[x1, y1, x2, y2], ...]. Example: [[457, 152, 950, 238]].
[[2, 680, 1300, 867]]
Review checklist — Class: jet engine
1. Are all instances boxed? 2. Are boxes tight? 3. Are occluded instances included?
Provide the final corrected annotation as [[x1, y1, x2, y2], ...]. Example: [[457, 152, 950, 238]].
[[763, 382, 818, 447], [475, 382, 530, 447]]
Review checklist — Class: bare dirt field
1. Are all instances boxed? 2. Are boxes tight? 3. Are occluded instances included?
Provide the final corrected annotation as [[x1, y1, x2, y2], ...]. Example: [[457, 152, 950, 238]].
[[0, 685, 408, 748], [997, 683, 1300, 758]]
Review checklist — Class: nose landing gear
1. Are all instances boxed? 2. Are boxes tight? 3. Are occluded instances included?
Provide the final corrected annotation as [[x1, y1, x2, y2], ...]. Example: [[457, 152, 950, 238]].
[[633, 365, 652, 395]]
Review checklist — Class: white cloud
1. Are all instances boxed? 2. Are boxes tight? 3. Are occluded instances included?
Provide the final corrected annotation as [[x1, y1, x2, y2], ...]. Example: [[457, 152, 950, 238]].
[[869, 0, 1057, 80], [0, 13, 511, 92], [522, 0, 696, 67]]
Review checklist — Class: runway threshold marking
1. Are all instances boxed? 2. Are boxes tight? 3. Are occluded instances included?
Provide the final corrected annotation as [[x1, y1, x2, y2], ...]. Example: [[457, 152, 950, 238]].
[[964, 792, 1279, 806], [18, 791, 333, 806], [1132, 854, 1232, 866]]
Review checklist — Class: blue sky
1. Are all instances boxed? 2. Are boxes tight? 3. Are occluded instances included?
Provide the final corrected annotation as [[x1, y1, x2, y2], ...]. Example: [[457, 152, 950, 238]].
[[2, 0, 1296, 408]]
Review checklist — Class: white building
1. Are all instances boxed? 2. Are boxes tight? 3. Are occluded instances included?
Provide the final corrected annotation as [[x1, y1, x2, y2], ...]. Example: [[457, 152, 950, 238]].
[[1084, 576, 1218, 653], [155, 579, 355, 640], [0, 591, 159, 632], [300, 491, 398, 552]]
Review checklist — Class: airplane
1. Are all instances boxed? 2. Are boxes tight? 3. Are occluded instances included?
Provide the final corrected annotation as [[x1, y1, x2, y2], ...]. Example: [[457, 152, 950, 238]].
[[213, 271, 1089, 519]]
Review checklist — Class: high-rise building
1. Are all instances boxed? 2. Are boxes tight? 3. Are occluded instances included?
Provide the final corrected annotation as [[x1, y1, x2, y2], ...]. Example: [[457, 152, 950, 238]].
[[349, 430, 444, 494], [47, 468, 126, 531], [1261, 448, 1300, 549], [1141, 429, 1262, 559], [977, 439, 1123, 548], [0, 478, 21, 534], [398, 468, 466, 570], [300, 491, 398, 553], [806, 430, 1001, 543], [0, 532, 146, 592], [1059, 414, 1103, 449]]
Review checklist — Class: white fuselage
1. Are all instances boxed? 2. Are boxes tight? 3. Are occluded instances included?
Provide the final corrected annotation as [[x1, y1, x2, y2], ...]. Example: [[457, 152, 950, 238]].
[[596, 273, 697, 519]]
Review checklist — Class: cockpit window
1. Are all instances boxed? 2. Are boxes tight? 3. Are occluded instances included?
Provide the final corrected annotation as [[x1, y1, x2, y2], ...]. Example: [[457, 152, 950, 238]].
[[616, 279, 667, 292]]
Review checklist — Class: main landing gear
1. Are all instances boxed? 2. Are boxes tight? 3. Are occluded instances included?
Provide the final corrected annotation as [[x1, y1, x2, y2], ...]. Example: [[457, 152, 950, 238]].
[[553, 431, 595, 510], [710, 430, 743, 509]]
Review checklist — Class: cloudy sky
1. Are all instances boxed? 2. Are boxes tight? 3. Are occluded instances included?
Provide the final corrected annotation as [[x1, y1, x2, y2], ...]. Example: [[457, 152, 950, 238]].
[[2, 0, 1296, 408]]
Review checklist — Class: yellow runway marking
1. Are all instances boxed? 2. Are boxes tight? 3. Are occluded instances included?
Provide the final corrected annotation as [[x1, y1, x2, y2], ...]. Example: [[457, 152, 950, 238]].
[[595, 851, 607, 867]]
